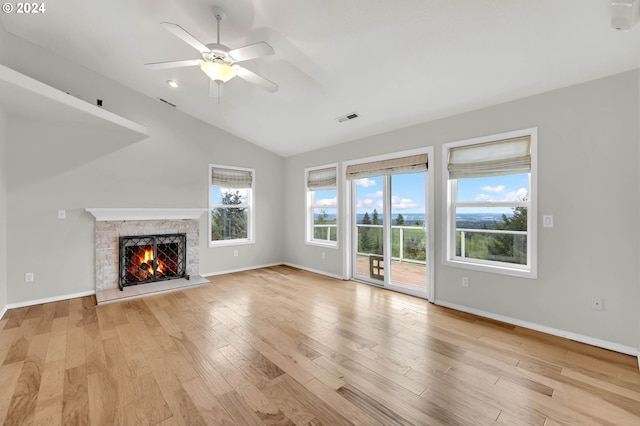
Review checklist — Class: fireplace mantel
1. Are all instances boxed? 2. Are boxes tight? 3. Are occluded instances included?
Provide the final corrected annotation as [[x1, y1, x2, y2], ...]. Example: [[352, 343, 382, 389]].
[[86, 208, 207, 221]]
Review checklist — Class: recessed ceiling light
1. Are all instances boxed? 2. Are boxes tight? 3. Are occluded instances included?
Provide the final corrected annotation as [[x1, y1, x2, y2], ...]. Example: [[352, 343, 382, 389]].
[[167, 80, 179, 88]]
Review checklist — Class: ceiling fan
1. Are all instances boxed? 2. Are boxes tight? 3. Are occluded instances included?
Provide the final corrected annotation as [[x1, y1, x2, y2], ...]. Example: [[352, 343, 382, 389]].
[[145, 7, 278, 99]]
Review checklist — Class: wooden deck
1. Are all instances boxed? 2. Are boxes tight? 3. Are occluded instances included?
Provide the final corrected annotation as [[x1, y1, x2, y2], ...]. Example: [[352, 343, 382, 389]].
[[355, 254, 427, 294], [0, 265, 638, 425]]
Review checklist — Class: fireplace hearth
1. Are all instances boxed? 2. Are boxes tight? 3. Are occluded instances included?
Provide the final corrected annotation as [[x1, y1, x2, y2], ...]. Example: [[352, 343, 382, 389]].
[[119, 233, 188, 290]]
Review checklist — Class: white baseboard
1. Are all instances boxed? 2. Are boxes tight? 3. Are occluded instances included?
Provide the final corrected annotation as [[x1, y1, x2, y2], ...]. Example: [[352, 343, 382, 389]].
[[201, 262, 284, 277], [0, 305, 7, 321], [4, 290, 96, 312], [435, 299, 638, 357], [283, 262, 346, 281]]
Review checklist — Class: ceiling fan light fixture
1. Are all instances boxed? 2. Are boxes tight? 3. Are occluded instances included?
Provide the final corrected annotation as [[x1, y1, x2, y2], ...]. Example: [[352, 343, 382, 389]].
[[200, 60, 236, 83]]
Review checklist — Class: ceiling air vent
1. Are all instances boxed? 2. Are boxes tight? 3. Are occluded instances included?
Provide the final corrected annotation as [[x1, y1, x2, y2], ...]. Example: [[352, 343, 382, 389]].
[[336, 112, 360, 123], [158, 98, 177, 108]]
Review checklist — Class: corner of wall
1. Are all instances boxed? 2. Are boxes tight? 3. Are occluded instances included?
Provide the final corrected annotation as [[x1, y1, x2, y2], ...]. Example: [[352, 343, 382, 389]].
[[0, 108, 8, 317], [637, 68, 640, 368]]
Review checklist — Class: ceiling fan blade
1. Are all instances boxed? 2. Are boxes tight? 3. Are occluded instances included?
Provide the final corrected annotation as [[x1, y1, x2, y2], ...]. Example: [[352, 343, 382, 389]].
[[145, 59, 202, 70], [234, 66, 278, 92], [161, 22, 210, 53], [228, 42, 275, 62]]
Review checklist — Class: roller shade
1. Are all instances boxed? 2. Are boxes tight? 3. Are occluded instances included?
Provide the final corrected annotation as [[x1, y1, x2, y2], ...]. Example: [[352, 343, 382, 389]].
[[346, 154, 428, 180], [448, 136, 531, 179], [211, 167, 253, 188], [307, 167, 337, 190]]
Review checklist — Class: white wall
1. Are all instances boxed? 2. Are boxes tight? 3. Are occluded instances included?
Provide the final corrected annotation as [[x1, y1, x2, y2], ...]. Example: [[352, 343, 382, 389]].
[[0, 109, 7, 312], [0, 21, 9, 312], [284, 70, 640, 351], [2, 34, 284, 304]]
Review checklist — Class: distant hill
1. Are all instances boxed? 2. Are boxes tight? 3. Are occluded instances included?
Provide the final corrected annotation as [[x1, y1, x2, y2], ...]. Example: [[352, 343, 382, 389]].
[[312, 212, 511, 229]]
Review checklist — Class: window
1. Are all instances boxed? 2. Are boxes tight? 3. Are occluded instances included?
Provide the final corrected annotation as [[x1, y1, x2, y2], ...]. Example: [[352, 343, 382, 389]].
[[306, 164, 338, 247], [209, 165, 254, 246], [443, 128, 537, 278]]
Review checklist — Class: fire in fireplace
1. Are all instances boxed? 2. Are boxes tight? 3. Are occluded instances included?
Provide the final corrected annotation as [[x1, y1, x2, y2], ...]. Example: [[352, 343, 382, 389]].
[[118, 233, 188, 290]]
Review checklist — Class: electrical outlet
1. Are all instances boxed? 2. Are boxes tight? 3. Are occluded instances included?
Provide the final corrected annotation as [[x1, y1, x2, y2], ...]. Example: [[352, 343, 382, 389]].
[[591, 297, 603, 311], [462, 277, 469, 287], [233, 249, 238, 257], [25, 272, 34, 282], [322, 252, 326, 260]]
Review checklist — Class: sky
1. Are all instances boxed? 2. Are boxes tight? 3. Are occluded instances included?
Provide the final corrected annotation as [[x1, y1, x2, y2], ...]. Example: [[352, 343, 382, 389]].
[[212, 172, 529, 216], [456, 173, 529, 203], [350, 172, 529, 216], [354, 172, 426, 215]]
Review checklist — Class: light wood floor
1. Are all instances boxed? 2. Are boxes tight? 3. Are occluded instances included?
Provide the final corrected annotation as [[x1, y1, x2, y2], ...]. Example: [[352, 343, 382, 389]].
[[0, 265, 639, 425]]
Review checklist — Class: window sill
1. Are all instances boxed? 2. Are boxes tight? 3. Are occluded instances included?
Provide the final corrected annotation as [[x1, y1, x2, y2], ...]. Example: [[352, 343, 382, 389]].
[[305, 240, 339, 249], [443, 258, 536, 279], [209, 239, 255, 248]]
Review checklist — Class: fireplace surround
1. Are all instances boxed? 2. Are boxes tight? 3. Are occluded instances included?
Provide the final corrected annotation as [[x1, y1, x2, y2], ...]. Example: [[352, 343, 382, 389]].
[[86, 208, 206, 292]]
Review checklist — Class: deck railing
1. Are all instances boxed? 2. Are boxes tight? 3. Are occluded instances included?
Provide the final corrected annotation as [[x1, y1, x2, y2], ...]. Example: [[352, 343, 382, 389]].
[[354, 224, 426, 264], [315, 223, 526, 264], [312, 224, 337, 241], [456, 227, 527, 263]]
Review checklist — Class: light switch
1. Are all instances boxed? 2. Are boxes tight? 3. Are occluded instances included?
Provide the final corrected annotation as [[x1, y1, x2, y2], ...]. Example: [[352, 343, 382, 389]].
[[58, 210, 66, 219], [543, 215, 553, 227]]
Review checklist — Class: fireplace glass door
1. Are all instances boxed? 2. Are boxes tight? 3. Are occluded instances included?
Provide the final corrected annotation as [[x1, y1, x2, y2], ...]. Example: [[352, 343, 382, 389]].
[[119, 233, 187, 289]]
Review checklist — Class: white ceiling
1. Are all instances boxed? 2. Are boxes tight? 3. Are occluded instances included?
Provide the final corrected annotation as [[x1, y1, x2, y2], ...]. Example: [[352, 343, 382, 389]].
[[2, 0, 640, 157]]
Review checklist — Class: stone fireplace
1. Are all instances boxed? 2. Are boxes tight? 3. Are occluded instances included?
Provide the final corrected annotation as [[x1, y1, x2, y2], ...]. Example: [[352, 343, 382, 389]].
[[86, 208, 207, 299]]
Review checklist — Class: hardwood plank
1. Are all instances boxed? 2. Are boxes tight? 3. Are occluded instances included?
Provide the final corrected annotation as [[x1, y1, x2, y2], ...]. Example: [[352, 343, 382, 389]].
[[216, 345, 273, 410], [338, 383, 417, 426], [13, 332, 49, 396], [304, 378, 384, 426], [2, 307, 29, 330], [182, 376, 237, 426], [5, 392, 38, 425], [275, 374, 355, 425], [2, 335, 30, 365], [36, 359, 65, 405], [32, 394, 63, 426], [52, 300, 70, 319], [260, 376, 317, 425], [0, 265, 637, 425], [62, 364, 89, 425], [218, 389, 265, 426], [112, 372, 173, 425], [33, 358, 65, 424], [87, 369, 118, 425], [170, 386, 209, 426], [0, 362, 25, 424]]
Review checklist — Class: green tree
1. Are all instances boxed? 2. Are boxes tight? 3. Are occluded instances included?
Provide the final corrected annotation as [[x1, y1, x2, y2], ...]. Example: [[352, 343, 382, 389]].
[[211, 190, 247, 241], [316, 209, 328, 224], [359, 212, 372, 252], [372, 209, 380, 225], [371, 209, 382, 254], [489, 206, 527, 264], [395, 214, 405, 226]]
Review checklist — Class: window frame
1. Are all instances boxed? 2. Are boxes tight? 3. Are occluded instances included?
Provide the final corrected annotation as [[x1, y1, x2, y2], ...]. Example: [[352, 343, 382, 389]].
[[305, 163, 339, 249], [442, 128, 538, 278], [209, 164, 255, 247]]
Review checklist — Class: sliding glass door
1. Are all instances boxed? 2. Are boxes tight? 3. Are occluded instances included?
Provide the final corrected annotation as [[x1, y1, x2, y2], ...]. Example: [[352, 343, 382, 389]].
[[389, 172, 427, 294], [348, 150, 431, 299]]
